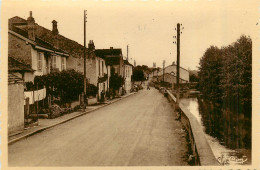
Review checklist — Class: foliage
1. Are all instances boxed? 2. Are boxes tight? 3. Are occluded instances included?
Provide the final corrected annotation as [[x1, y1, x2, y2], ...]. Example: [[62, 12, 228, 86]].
[[34, 69, 98, 104], [189, 73, 199, 82], [132, 68, 146, 82], [86, 83, 98, 97], [109, 67, 125, 91], [98, 73, 108, 83], [198, 35, 252, 118]]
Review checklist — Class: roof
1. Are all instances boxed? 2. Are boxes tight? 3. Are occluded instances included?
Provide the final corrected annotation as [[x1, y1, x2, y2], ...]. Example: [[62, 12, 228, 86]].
[[8, 73, 24, 84], [8, 56, 35, 73], [124, 60, 133, 67], [8, 16, 85, 57], [105, 57, 121, 65], [95, 48, 123, 65], [95, 49, 122, 59]]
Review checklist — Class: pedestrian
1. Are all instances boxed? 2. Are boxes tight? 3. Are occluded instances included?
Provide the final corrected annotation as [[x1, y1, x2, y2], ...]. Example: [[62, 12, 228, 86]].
[[147, 85, 150, 90]]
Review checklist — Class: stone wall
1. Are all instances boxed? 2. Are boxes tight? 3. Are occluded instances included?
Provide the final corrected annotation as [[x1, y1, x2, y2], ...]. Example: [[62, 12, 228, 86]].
[[8, 83, 24, 135], [166, 90, 219, 165]]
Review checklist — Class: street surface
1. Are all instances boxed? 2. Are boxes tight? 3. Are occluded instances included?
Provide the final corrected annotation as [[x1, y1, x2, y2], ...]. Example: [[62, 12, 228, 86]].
[[9, 88, 189, 166]]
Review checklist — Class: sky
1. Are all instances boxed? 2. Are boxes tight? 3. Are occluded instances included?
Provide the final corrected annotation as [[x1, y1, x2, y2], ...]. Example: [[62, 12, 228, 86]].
[[2, 0, 258, 70]]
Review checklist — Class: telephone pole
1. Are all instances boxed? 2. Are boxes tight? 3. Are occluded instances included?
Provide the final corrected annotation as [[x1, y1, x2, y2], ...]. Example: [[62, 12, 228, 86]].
[[173, 23, 184, 104], [127, 45, 129, 61], [163, 60, 165, 85], [84, 10, 87, 100]]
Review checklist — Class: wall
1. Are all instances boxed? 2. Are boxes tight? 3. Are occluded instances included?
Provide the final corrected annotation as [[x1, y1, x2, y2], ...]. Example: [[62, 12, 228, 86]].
[[166, 90, 219, 165], [124, 65, 132, 93], [86, 57, 97, 85], [8, 33, 32, 67], [8, 83, 24, 135]]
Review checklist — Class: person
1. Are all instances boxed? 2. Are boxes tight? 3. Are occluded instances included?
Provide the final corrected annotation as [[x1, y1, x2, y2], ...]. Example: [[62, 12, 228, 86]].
[[147, 85, 150, 90]]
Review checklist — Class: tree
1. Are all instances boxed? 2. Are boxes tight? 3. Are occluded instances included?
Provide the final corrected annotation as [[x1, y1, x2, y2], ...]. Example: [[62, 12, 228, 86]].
[[132, 68, 145, 82], [109, 67, 125, 92]]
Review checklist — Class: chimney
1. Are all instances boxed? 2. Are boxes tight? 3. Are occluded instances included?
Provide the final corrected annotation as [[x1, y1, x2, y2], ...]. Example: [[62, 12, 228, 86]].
[[110, 47, 113, 50], [88, 40, 95, 51], [52, 20, 60, 49], [27, 11, 35, 41], [52, 20, 59, 35]]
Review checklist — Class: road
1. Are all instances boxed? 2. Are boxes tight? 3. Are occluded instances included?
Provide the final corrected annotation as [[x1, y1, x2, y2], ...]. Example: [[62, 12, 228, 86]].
[[9, 88, 189, 166]]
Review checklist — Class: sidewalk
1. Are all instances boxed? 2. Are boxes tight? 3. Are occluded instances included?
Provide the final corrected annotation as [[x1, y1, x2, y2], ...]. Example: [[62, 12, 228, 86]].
[[8, 92, 136, 145]]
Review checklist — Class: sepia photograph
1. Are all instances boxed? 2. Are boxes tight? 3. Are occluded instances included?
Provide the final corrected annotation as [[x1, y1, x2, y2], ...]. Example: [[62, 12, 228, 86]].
[[0, 0, 259, 169]]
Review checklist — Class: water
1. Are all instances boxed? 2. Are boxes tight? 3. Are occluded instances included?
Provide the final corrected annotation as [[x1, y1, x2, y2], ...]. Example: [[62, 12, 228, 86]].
[[180, 97, 251, 165]]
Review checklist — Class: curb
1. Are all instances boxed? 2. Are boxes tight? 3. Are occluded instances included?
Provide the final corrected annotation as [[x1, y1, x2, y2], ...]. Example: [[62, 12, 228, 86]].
[[8, 92, 137, 145]]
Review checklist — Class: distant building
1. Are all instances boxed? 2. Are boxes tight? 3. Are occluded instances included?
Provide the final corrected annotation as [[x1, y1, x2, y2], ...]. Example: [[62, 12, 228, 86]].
[[149, 63, 189, 86]]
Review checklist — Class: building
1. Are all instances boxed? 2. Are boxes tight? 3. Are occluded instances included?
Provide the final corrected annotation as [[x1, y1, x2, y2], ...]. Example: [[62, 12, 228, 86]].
[[8, 12, 69, 82], [123, 60, 133, 94], [149, 63, 189, 87], [87, 40, 109, 99], [95, 48, 124, 95], [95, 48, 124, 76]]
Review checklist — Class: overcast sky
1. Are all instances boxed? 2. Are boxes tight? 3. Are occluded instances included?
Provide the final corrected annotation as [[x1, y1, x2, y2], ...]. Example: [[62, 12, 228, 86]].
[[2, 0, 258, 70]]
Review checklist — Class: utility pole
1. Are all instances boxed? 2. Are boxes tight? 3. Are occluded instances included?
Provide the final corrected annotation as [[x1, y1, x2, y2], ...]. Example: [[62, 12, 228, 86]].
[[84, 10, 87, 104], [127, 45, 129, 61], [173, 23, 184, 105], [163, 60, 165, 85], [176, 23, 180, 104]]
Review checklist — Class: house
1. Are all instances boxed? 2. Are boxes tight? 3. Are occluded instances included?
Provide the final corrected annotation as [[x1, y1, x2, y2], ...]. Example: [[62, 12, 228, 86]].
[[87, 40, 109, 100], [95, 47, 124, 95], [95, 47, 124, 77], [150, 62, 189, 87], [123, 60, 133, 94], [9, 11, 111, 103], [8, 12, 69, 82]]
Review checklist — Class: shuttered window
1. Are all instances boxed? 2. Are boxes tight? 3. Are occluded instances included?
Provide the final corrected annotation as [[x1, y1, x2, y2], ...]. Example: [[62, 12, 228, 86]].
[[37, 52, 42, 70]]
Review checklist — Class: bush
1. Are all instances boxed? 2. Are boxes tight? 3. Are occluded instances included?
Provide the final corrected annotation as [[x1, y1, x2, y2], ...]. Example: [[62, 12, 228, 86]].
[[34, 69, 98, 104]]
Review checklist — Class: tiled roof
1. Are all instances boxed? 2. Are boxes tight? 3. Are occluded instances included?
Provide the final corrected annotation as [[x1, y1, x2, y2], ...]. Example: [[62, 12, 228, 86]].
[[8, 16, 85, 57], [123, 60, 133, 67], [8, 56, 34, 72], [95, 49, 122, 59], [8, 73, 24, 84], [95, 49, 123, 65]]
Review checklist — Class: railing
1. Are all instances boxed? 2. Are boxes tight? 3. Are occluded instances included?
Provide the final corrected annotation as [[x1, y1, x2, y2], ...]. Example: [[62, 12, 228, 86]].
[[166, 90, 219, 166]]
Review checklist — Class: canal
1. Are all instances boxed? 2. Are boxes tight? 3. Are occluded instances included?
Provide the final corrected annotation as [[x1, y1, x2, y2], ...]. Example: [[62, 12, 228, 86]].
[[180, 96, 251, 165]]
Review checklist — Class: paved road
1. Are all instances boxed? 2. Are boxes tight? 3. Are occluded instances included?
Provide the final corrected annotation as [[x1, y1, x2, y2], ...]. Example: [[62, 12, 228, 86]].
[[9, 88, 189, 166]]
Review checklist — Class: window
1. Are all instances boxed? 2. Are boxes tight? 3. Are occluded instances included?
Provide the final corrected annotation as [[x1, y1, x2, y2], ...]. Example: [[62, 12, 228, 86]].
[[61, 57, 66, 70], [37, 52, 42, 70]]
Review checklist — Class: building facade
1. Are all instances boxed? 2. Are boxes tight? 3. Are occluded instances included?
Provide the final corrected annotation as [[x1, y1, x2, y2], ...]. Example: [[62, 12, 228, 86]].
[[8, 12, 69, 82], [123, 60, 133, 94]]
